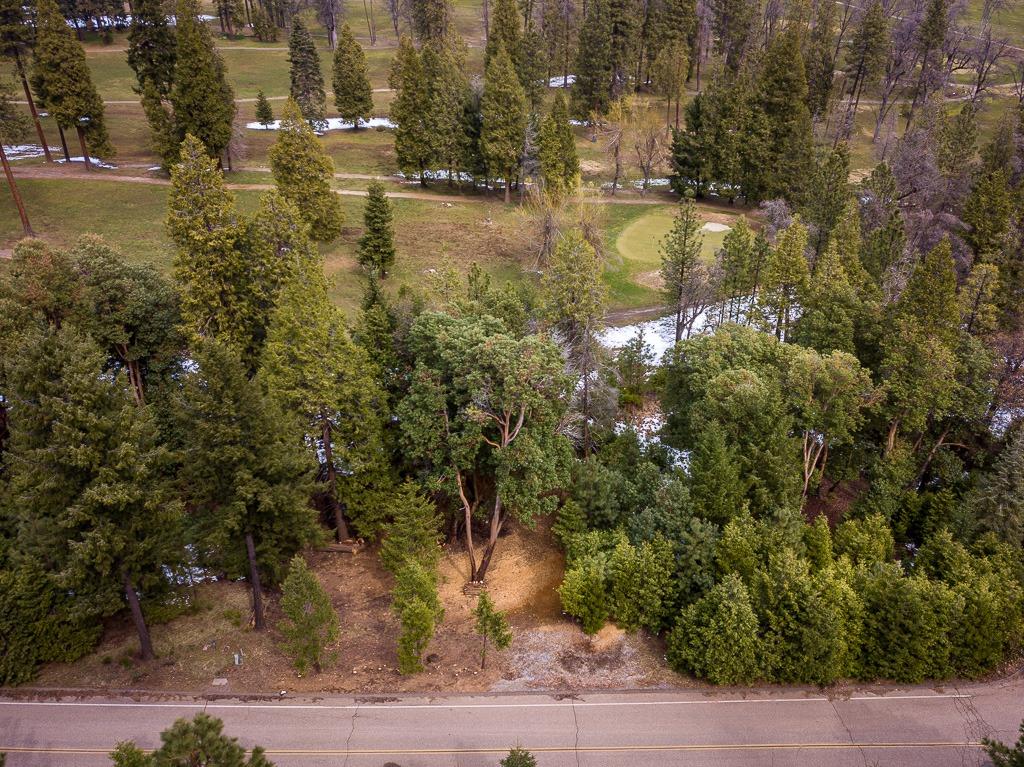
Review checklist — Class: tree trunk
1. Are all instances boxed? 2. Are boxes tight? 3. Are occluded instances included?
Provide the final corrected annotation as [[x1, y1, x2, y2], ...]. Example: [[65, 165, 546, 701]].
[[504, 168, 511, 203], [322, 417, 350, 542], [123, 571, 155, 661], [1, 143, 33, 237], [456, 470, 479, 581], [75, 126, 92, 171], [57, 126, 71, 161], [14, 51, 52, 163], [473, 496, 504, 582], [125, 356, 146, 405], [245, 531, 265, 630], [582, 365, 591, 457], [480, 636, 488, 669]]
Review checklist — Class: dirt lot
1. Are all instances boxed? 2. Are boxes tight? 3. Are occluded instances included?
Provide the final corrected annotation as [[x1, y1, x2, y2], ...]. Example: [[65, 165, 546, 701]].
[[32, 520, 688, 695]]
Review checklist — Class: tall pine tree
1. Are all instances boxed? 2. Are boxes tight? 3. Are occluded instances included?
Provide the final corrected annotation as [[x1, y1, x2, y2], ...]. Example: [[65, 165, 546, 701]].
[[269, 99, 344, 241], [357, 180, 396, 276], [127, 0, 177, 97], [288, 18, 327, 131], [389, 36, 433, 184], [481, 45, 528, 203], [332, 23, 373, 127], [538, 91, 580, 201]]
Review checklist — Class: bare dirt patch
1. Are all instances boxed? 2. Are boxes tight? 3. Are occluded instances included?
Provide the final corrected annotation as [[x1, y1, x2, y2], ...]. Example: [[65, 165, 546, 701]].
[[31, 518, 686, 695]]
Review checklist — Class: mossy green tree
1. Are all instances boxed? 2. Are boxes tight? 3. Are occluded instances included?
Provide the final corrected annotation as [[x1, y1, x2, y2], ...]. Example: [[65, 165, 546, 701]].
[[537, 91, 580, 202], [33, 0, 113, 160], [259, 259, 386, 543], [279, 555, 340, 674], [501, 747, 538, 767], [127, 0, 177, 97], [111, 713, 275, 767], [392, 560, 444, 673], [473, 592, 512, 668], [667, 573, 762, 684], [559, 557, 608, 634], [255, 90, 274, 128], [390, 36, 433, 184], [356, 180, 396, 277], [481, 45, 527, 203], [660, 198, 706, 343], [287, 18, 327, 130], [173, 339, 320, 630], [332, 23, 373, 127], [160, 0, 236, 165], [269, 99, 344, 241], [756, 217, 810, 341], [5, 328, 181, 662]]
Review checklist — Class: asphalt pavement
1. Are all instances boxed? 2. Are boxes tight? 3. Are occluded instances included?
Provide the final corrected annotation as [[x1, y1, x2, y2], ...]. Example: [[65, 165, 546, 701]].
[[2, 679, 1022, 766]]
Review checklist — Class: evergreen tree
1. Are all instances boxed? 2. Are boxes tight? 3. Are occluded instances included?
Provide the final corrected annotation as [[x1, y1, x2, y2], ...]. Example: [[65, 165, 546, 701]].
[[6, 328, 181, 662], [0, 78, 33, 235], [332, 23, 373, 127], [127, 0, 177, 97], [607, 535, 675, 631], [33, 0, 113, 158], [879, 238, 960, 453], [0, 0, 52, 163], [572, 0, 613, 118], [501, 748, 538, 767], [110, 714, 275, 767], [379, 481, 443, 574], [357, 180, 396, 276], [716, 215, 755, 322], [279, 555, 339, 674], [963, 170, 1013, 258], [968, 428, 1024, 548], [168, 0, 236, 162], [421, 39, 469, 182], [791, 241, 858, 355], [70, 236, 180, 405], [269, 99, 344, 241], [667, 573, 762, 684], [288, 18, 327, 131], [804, 0, 837, 121], [709, 0, 756, 71], [252, 7, 278, 42], [259, 259, 386, 543], [757, 217, 810, 341], [660, 198, 706, 343], [391, 559, 444, 672], [804, 144, 851, 257], [410, 0, 450, 43], [255, 90, 274, 128], [485, 0, 524, 74], [168, 137, 301, 364], [984, 722, 1024, 767], [669, 94, 710, 197], [537, 91, 580, 201], [481, 45, 528, 203], [838, 0, 887, 136], [174, 339, 320, 630], [757, 29, 814, 203], [689, 421, 747, 524], [559, 557, 608, 634], [473, 592, 512, 668], [389, 36, 433, 184], [542, 230, 607, 455]]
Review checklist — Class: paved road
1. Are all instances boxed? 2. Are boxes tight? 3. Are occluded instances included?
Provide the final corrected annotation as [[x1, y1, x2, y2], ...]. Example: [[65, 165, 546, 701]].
[[2, 680, 1022, 766]]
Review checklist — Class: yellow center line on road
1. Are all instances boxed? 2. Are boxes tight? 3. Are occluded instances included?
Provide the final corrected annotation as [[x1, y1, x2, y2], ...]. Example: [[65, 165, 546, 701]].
[[0, 742, 986, 756]]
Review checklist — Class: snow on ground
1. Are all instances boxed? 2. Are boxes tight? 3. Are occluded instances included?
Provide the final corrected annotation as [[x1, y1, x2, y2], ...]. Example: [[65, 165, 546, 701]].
[[548, 74, 576, 87], [246, 116, 394, 132], [702, 221, 731, 232], [630, 177, 671, 189], [57, 156, 117, 169], [3, 144, 47, 161]]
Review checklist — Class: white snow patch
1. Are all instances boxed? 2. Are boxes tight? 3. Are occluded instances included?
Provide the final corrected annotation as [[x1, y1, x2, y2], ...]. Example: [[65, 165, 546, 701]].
[[569, 119, 588, 126], [147, 165, 163, 171], [57, 156, 117, 169], [630, 177, 671, 189], [3, 144, 47, 161], [599, 307, 723, 360], [702, 221, 731, 232], [548, 74, 576, 87], [246, 116, 394, 132]]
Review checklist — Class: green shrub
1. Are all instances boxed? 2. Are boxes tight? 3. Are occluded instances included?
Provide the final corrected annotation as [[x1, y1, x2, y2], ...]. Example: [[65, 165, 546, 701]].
[[279, 555, 339, 675], [559, 557, 608, 635], [667, 573, 762, 685], [607, 535, 675, 632], [0, 564, 102, 685], [834, 513, 894, 566]]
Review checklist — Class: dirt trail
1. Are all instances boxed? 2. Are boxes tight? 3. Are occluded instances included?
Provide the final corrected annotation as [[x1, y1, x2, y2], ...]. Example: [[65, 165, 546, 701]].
[[10, 164, 684, 206]]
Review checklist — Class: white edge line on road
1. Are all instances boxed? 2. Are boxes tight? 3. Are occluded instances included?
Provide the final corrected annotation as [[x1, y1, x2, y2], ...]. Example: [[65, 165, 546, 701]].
[[0, 693, 973, 711]]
